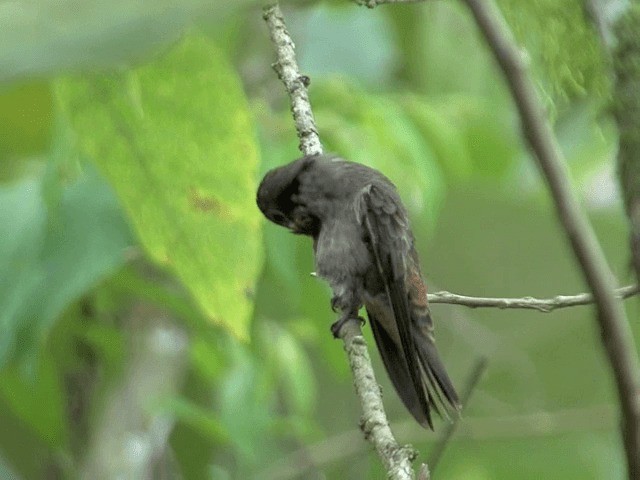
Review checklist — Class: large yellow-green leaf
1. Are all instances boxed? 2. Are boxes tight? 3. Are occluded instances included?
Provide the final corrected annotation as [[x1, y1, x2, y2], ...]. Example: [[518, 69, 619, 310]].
[[55, 32, 262, 340]]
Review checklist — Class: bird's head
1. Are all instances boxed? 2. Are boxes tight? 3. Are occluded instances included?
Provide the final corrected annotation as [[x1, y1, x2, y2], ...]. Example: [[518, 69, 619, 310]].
[[256, 155, 321, 236]]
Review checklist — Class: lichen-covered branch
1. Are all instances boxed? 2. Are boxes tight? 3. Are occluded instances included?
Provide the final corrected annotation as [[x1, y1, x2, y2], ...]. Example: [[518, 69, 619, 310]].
[[427, 284, 639, 312], [460, 0, 640, 477], [263, 4, 322, 156], [263, 4, 416, 478], [340, 320, 418, 479]]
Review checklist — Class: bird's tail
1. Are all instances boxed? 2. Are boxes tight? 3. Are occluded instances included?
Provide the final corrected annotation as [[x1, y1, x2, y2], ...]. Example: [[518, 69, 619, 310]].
[[412, 313, 461, 421], [368, 306, 460, 429]]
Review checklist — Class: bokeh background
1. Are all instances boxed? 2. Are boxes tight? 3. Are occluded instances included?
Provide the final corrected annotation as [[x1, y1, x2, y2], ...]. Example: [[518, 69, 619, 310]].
[[0, 0, 637, 478]]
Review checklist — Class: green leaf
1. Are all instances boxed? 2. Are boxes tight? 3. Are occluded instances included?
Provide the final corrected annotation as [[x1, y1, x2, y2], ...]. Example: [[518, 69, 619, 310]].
[[108, 266, 210, 332], [55, 32, 263, 340], [153, 396, 229, 444], [0, 82, 52, 178], [0, 164, 131, 447], [218, 344, 276, 470], [399, 94, 473, 181], [260, 321, 317, 417], [0, 166, 133, 364], [0, 360, 67, 448], [190, 337, 226, 381], [81, 323, 126, 370], [433, 94, 523, 180]]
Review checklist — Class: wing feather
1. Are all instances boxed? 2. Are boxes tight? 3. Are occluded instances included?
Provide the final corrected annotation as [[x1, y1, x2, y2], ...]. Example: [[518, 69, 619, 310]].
[[355, 184, 432, 424], [356, 183, 460, 428]]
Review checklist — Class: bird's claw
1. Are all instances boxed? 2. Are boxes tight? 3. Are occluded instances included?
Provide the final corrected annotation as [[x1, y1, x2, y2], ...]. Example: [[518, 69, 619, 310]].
[[330, 296, 340, 313], [330, 317, 347, 338], [331, 315, 366, 338]]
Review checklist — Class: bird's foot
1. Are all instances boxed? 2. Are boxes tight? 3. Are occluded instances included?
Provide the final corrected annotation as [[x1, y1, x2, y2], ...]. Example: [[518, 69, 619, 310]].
[[330, 295, 340, 313], [331, 314, 366, 338]]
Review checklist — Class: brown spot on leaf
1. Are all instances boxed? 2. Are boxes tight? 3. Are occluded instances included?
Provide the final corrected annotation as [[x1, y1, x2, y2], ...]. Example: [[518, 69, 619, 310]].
[[189, 187, 230, 218]]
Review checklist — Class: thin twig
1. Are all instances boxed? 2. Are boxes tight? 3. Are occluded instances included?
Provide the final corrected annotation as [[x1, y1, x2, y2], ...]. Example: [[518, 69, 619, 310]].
[[461, 0, 640, 477], [427, 284, 640, 312], [428, 357, 488, 474], [263, 4, 416, 479]]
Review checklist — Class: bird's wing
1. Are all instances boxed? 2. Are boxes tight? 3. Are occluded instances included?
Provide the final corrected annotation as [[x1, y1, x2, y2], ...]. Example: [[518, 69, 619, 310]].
[[354, 183, 432, 425], [355, 183, 459, 428]]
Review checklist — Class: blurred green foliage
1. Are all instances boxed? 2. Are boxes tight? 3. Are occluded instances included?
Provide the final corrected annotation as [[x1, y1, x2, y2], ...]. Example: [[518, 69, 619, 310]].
[[0, 0, 634, 479], [499, 0, 610, 111]]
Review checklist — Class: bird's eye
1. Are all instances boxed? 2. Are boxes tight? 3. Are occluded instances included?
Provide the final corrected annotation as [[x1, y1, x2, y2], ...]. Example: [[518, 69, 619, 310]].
[[271, 211, 287, 224]]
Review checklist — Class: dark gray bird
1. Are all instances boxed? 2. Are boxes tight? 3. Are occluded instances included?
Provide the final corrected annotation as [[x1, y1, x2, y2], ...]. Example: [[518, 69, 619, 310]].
[[256, 154, 460, 428]]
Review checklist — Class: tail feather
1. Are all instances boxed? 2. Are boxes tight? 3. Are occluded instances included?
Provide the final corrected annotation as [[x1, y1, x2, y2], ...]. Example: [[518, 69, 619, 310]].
[[413, 322, 461, 418], [368, 310, 433, 428], [367, 307, 460, 429]]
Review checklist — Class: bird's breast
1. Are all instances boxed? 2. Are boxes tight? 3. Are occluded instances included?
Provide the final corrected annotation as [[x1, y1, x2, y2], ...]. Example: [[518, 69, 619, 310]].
[[314, 221, 372, 284]]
